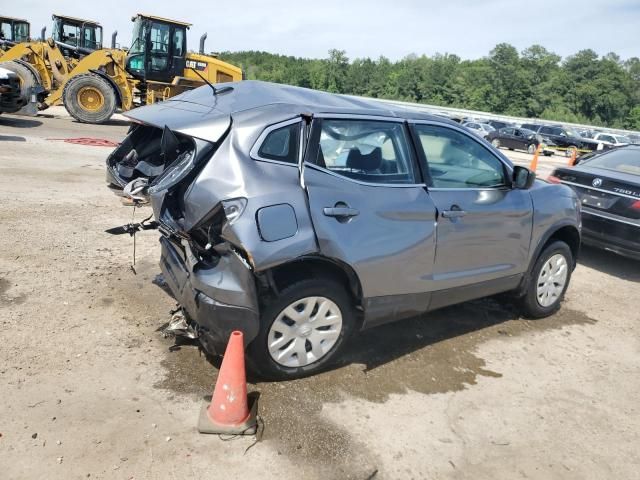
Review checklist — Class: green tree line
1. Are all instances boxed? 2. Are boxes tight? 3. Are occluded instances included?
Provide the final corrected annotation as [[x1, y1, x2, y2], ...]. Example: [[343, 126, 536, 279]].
[[219, 44, 640, 130]]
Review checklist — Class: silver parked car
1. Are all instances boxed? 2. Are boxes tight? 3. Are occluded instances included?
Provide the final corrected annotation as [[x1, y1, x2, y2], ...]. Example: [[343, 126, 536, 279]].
[[462, 121, 495, 138], [106, 81, 581, 379]]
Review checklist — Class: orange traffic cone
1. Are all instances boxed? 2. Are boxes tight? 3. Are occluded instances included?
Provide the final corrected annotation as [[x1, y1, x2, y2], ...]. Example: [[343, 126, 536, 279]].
[[198, 331, 257, 435], [568, 148, 577, 166], [529, 144, 542, 172]]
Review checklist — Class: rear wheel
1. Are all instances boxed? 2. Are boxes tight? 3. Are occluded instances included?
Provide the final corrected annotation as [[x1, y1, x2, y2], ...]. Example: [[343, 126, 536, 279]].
[[63, 73, 117, 124], [247, 278, 356, 380], [491, 139, 501, 148], [527, 143, 537, 154], [520, 241, 573, 318], [0, 60, 39, 104]]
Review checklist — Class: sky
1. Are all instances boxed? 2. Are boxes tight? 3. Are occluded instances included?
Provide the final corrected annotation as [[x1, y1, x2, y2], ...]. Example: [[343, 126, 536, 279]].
[[9, 0, 640, 61]]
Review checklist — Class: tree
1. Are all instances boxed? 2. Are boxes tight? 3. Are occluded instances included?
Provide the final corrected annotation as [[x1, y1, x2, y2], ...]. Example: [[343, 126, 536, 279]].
[[218, 45, 640, 131]]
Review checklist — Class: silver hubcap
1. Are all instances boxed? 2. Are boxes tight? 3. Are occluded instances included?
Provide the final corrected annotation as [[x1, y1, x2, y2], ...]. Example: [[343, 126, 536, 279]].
[[492, 139, 500, 147], [536, 254, 568, 307], [268, 296, 343, 368]]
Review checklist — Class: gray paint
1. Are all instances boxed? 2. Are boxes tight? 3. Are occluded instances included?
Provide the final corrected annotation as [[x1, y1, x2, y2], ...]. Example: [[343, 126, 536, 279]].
[[256, 204, 298, 242], [111, 80, 581, 348]]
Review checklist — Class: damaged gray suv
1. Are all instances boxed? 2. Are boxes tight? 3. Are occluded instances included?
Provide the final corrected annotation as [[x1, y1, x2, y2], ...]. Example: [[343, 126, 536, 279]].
[[107, 81, 581, 380]]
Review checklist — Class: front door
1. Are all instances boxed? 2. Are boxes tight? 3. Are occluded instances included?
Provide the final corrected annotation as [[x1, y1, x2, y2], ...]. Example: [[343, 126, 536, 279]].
[[410, 122, 533, 301], [302, 116, 438, 324]]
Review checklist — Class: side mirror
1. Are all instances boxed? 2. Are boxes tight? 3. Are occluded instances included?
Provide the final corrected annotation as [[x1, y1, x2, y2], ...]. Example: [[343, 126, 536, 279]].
[[513, 166, 536, 189]]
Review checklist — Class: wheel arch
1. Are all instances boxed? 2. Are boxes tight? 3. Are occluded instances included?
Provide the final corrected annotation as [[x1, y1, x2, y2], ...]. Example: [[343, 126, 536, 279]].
[[258, 255, 364, 319], [518, 222, 581, 296]]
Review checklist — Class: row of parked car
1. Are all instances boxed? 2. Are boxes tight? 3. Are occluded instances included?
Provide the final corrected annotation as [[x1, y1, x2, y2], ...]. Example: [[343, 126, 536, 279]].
[[461, 118, 640, 157]]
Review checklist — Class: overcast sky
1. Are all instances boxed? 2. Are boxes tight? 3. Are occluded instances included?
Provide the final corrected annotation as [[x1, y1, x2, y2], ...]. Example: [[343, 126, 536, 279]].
[[9, 0, 640, 61]]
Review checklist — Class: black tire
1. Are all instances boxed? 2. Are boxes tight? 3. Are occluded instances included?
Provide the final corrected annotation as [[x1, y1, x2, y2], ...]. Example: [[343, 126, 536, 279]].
[[527, 143, 536, 154], [247, 278, 356, 380], [62, 73, 117, 124], [0, 60, 39, 103], [520, 241, 573, 319]]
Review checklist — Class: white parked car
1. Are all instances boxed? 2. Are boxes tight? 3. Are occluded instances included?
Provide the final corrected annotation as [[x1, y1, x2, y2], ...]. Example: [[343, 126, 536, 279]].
[[593, 133, 632, 148]]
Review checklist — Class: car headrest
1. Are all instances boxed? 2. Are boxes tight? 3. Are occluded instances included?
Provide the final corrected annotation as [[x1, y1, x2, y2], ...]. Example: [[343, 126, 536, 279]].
[[346, 147, 383, 172]]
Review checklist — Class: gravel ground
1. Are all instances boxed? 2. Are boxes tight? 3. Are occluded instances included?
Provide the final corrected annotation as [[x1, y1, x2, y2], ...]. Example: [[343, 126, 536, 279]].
[[0, 111, 638, 480]]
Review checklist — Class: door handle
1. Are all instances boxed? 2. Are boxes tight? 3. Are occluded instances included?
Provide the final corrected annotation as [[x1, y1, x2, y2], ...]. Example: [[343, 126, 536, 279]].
[[441, 206, 466, 219], [323, 207, 360, 218]]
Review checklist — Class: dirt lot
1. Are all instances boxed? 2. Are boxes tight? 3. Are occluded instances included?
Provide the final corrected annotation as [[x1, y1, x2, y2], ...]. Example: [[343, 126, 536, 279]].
[[1, 110, 639, 480]]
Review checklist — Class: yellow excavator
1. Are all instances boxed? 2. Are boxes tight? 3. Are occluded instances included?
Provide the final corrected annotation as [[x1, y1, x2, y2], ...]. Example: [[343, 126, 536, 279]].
[[0, 14, 105, 114]]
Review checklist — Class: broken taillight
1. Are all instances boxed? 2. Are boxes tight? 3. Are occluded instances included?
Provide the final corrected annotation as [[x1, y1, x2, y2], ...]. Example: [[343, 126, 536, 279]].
[[222, 198, 247, 225]]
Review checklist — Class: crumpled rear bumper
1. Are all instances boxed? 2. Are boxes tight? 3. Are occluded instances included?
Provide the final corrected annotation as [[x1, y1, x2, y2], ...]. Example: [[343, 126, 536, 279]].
[[159, 237, 259, 355]]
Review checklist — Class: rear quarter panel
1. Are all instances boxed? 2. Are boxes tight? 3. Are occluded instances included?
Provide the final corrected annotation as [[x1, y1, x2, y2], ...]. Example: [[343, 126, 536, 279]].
[[528, 181, 581, 264]]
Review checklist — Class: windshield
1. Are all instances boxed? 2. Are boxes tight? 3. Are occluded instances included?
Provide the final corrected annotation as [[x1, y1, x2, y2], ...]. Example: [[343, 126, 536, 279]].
[[14, 22, 29, 41], [481, 124, 495, 132], [564, 128, 581, 137], [129, 18, 145, 54], [583, 148, 640, 175]]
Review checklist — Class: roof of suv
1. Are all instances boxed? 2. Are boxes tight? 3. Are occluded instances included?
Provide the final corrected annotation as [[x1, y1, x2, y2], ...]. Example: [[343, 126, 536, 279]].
[[161, 80, 452, 123]]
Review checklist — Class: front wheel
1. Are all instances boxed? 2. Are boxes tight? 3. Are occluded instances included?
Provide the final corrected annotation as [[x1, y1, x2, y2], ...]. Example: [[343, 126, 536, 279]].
[[491, 139, 501, 148], [247, 278, 356, 380], [527, 143, 537, 154], [63, 73, 117, 124], [520, 241, 573, 318]]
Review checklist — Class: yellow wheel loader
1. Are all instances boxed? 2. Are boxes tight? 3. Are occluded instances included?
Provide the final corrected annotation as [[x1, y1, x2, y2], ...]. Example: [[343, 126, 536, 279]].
[[0, 15, 104, 114], [59, 14, 243, 123]]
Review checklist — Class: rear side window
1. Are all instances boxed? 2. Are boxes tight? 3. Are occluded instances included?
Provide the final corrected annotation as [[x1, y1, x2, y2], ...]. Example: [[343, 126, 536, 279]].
[[257, 123, 300, 164], [309, 119, 419, 184]]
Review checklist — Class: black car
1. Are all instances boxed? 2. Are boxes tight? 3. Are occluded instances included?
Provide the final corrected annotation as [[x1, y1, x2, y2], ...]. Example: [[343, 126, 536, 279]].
[[549, 145, 640, 260], [485, 119, 514, 130], [530, 125, 600, 156], [486, 127, 555, 155]]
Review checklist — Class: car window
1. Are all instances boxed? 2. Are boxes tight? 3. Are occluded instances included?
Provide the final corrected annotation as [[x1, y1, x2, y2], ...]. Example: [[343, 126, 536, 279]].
[[600, 135, 615, 143], [257, 123, 300, 164], [310, 119, 418, 184], [540, 126, 552, 135], [502, 128, 515, 135], [414, 125, 508, 189]]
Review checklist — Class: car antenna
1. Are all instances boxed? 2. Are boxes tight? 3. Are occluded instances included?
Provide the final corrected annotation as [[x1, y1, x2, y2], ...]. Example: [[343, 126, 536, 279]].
[[188, 67, 217, 95]]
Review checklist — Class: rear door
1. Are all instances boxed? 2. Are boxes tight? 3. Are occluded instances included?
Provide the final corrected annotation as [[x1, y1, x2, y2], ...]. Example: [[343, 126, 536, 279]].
[[302, 115, 438, 303], [410, 122, 533, 300], [501, 128, 516, 148]]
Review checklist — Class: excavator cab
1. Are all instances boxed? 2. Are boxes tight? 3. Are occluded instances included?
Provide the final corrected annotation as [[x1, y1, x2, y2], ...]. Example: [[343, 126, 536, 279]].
[[51, 14, 103, 57], [126, 14, 188, 83], [0, 17, 30, 48]]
